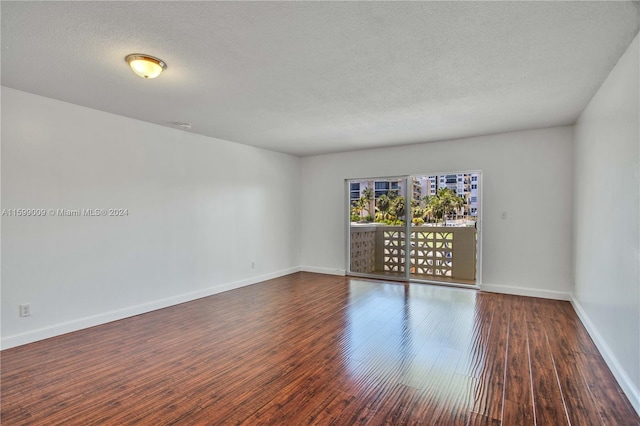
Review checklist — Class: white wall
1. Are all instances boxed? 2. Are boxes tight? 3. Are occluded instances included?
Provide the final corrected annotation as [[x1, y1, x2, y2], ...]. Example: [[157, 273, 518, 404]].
[[573, 34, 640, 412], [1, 87, 301, 349], [300, 126, 574, 299]]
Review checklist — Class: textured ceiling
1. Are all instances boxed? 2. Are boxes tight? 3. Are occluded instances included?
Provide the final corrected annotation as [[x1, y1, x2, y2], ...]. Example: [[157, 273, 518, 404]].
[[2, 1, 639, 156]]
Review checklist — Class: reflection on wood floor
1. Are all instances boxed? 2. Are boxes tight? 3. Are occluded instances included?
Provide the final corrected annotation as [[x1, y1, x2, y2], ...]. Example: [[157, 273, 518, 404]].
[[366, 270, 477, 285], [1, 272, 638, 425]]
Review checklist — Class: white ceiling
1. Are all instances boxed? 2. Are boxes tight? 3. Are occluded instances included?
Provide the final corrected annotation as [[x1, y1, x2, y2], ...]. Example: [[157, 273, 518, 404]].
[[2, 2, 638, 156]]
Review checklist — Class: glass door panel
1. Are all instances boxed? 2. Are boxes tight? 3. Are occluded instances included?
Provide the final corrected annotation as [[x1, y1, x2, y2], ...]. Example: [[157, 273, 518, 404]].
[[408, 174, 479, 285], [348, 177, 408, 279]]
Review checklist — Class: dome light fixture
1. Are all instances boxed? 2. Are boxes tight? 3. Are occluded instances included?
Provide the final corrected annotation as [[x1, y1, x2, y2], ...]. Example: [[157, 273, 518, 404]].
[[125, 54, 167, 79]]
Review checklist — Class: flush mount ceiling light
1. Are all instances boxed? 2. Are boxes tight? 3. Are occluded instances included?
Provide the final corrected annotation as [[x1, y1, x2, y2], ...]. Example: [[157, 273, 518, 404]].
[[125, 54, 167, 79]]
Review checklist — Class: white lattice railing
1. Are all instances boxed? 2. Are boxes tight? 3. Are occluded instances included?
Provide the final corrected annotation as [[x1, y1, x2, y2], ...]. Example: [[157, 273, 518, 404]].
[[350, 225, 476, 281], [349, 226, 377, 274]]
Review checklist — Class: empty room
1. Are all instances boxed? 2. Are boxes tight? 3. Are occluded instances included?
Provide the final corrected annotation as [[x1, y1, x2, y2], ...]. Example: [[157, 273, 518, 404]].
[[1, 1, 639, 425]]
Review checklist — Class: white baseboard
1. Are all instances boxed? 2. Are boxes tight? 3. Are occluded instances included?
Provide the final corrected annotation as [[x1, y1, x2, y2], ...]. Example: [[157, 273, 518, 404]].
[[300, 266, 346, 276], [1, 266, 301, 350], [479, 283, 571, 301], [571, 296, 640, 415]]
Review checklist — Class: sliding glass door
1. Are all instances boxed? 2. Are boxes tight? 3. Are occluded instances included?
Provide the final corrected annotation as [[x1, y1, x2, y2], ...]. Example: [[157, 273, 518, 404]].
[[347, 172, 481, 286]]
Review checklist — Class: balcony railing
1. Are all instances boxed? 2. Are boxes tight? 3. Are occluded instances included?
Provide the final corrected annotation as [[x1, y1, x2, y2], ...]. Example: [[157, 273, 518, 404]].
[[350, 225, 476, 282]]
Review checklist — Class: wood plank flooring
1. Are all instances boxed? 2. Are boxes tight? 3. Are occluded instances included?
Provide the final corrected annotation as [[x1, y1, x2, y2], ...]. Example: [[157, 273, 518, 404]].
[[1, 272, 638, 425]]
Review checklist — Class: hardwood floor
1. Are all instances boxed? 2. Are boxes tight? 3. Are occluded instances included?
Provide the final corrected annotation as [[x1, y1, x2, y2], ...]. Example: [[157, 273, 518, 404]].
[[1, 272, 638, 425]]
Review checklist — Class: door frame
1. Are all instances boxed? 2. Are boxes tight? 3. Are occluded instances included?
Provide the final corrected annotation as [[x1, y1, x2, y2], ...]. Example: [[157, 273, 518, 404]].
[[345, 170, 482, 288]]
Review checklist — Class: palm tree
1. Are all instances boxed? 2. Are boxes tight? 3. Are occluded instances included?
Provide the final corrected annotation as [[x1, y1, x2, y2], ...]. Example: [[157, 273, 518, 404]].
[[411, 201, 425, 224], [375, 194, 391, 222], [425, 194, 445, 224], [362, 186, 374, 219], [451, 194, 465, 219], [432, 188, 464, 224], [351, 196, 368, 221], [390, 196, 405, 220]]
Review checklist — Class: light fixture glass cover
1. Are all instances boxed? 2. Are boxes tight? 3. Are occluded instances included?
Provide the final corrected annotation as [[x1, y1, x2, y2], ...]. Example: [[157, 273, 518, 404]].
[[125, 54, 167, 79]]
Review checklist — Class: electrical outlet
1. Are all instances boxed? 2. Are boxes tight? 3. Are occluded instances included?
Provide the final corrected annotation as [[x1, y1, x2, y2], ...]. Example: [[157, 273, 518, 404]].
[[251, 261, 256, 269], [501, 211, 508, 220], [19, 304, 31, 317]]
